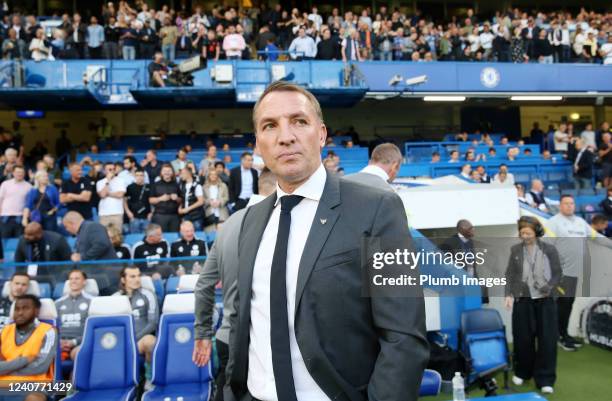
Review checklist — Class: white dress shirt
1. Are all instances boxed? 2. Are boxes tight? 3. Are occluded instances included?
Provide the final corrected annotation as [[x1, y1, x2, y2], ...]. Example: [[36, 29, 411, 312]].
[[248, 163, 330, 401], [360, 164, 389, 182], [239, 168, 254, 200]]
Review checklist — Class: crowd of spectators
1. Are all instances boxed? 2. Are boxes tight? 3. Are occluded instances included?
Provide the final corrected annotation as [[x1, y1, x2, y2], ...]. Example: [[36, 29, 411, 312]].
[[1, 3, 611, 64]]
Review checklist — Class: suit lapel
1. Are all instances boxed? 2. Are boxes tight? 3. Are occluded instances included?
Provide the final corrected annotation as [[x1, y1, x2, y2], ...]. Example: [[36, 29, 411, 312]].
[[238, 193, 277, 314], [294, 172, 341, 314]]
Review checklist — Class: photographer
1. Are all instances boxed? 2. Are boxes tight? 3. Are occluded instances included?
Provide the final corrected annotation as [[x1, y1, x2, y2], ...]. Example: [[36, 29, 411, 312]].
[[504, 216, 561, 395], [148, 51, 170, 87]]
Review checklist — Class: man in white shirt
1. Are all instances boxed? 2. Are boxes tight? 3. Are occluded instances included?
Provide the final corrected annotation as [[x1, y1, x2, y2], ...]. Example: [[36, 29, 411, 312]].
[[599, 34, 612, 65], [225, 81, 427, 401], [343, 142, 402, 191], [479, 24, 495, 60], [554, 123, 570, 153], [307, 7, 323, 31], [288, 28, 317, 60], [580, 122, 597, 150], [96, 162, 127, 229]]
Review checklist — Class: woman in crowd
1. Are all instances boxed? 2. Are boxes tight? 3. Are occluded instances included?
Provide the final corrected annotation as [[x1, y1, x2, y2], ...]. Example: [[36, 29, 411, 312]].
[[107, 224, 131, 260], [178, 166, 205, 230], [504, 216, 561, 394], [22, 170, 60, 231], [203, 168, 229, 232]]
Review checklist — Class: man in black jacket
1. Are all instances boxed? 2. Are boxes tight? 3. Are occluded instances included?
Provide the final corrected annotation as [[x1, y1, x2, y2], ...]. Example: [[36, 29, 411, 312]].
[[228, 152, 258, 211], [14, 223, 71, 267], [62, 211, 117, 262], [569, 138, 594, 189], [316, 28, 340, 60]]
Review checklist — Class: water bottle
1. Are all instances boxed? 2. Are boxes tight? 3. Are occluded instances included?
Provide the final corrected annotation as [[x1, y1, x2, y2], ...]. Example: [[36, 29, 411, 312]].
[[452, 372, 466, 401]]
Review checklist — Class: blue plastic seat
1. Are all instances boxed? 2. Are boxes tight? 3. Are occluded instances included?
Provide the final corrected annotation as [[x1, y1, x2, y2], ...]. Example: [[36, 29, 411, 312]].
[[460, 308, 509, 387], [143, 294, 212, 401], [38, 282, 52, 298], [64, 296, 139, 401], [419, 369, 442, 396], [165, 276, 180, 295]]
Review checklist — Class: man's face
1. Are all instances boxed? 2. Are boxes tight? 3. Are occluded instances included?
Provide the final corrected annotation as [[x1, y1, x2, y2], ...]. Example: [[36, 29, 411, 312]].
[[146, 228, 162, 244], [241, 155, 253, 169], [298, 28, 305, 37], [68, 272, 86, 293], [459, 223, 475, 239], [122, 268, 141, 291], [13, 299, 37, 326], [181, 224, 194, 241], [12, 168, 25, 181], [255, 91, 326, 188], [161, 167, 173, 181], [105, 164, 115, 178], [208, 146, 217, 158], [71, 165, 82, 180], [559, 197, 576, 216], [11, 276, 30, 298], [123, 158, 133, 170], [23, 225, 43, 242], [134, 172, 145, 185], [146, 151, 156, 161]]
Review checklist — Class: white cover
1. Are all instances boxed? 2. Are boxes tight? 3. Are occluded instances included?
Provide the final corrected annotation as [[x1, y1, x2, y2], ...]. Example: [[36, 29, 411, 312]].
[[89, 296, 132, 316]]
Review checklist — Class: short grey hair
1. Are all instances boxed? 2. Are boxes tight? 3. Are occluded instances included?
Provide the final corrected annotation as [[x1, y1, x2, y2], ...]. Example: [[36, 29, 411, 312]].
[[370, 143, 403, 165]]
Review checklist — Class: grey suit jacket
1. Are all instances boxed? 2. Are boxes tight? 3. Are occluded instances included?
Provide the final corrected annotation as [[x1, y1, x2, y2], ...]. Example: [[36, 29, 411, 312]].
[[194, 207, 244, 343], [227, 171, 428, 401], [343, 171, 394, 192], [75, 221, 117, 261]]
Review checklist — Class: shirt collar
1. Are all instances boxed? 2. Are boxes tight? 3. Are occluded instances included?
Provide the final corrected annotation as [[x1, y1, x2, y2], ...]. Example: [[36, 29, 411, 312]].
[[360, 164, 390, 182], [458, 232, 469, 243], [275, 163, 326, 206]]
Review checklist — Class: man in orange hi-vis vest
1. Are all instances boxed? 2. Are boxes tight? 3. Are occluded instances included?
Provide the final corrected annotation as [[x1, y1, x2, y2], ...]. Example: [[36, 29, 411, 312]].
[[0, 295, 57, 401]]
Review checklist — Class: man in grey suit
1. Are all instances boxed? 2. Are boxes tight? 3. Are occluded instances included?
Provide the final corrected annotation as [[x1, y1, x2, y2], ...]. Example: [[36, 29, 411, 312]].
[[226, 82, 428, 401], [193, 169, 277, 401], [343, 143, 403, 192], [62, 211, 117, 262]]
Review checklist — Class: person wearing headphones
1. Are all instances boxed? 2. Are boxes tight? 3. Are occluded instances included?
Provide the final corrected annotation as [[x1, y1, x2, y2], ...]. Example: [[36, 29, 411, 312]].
[[504, 216, 562, 395]]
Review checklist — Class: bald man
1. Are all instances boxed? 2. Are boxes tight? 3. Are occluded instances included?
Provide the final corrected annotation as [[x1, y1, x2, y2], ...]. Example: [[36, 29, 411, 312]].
[[343, 143, 402, 192], [14, 223, 71, 271], [62, 211, 116, 262]]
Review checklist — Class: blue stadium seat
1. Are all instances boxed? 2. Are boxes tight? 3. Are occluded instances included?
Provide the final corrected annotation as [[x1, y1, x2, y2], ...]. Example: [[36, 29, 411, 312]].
[[143, 294, 212, 401], [2, 238, 19, 252], [560, 189, 578, 197], [419, 369, 442, 396], [595, 187, 608, 196], [165, 276, 180, 295], [53, 282, 65, 299], [460, 308, 509, 387], [38, 282, 52, 298], [64, 296, 139, 401], [578, 188, 596, 196], [124, 233, 144, 247]]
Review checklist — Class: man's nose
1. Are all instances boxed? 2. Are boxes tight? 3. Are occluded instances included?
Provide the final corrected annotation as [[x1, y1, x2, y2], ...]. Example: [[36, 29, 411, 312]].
[[277, 121, 296, 144]]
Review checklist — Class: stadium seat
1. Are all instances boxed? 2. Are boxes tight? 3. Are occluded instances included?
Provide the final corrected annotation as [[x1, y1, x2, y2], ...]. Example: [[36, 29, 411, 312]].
[[595, 187, 608, 196], [578, 188, 596, 196], [1, 238, 19, 252], [419, 369, 442, 396], [2, 280, 41, 297], [460, 308, 510, 388], [64, 296, 139, 401], [165, 276, 180, 295], [177, 274, 199, 293], [39, 299, 63, 382], [140, 276, 157, 295], [142, 293, 212, 401], [38, 282, 52, 298]]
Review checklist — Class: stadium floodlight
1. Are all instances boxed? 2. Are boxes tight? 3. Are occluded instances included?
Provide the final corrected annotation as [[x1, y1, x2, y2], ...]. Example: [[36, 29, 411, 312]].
[[510, 95, 563, 101], [423, 96, 466, 102]]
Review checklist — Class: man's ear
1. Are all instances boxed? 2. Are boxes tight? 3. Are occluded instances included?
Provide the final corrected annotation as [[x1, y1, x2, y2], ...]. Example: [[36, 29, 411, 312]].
[[319, 124, 328, 148]]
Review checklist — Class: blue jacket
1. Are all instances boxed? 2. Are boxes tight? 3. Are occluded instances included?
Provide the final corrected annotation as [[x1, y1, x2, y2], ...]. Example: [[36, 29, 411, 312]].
[[25, 185, 60, 211]]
